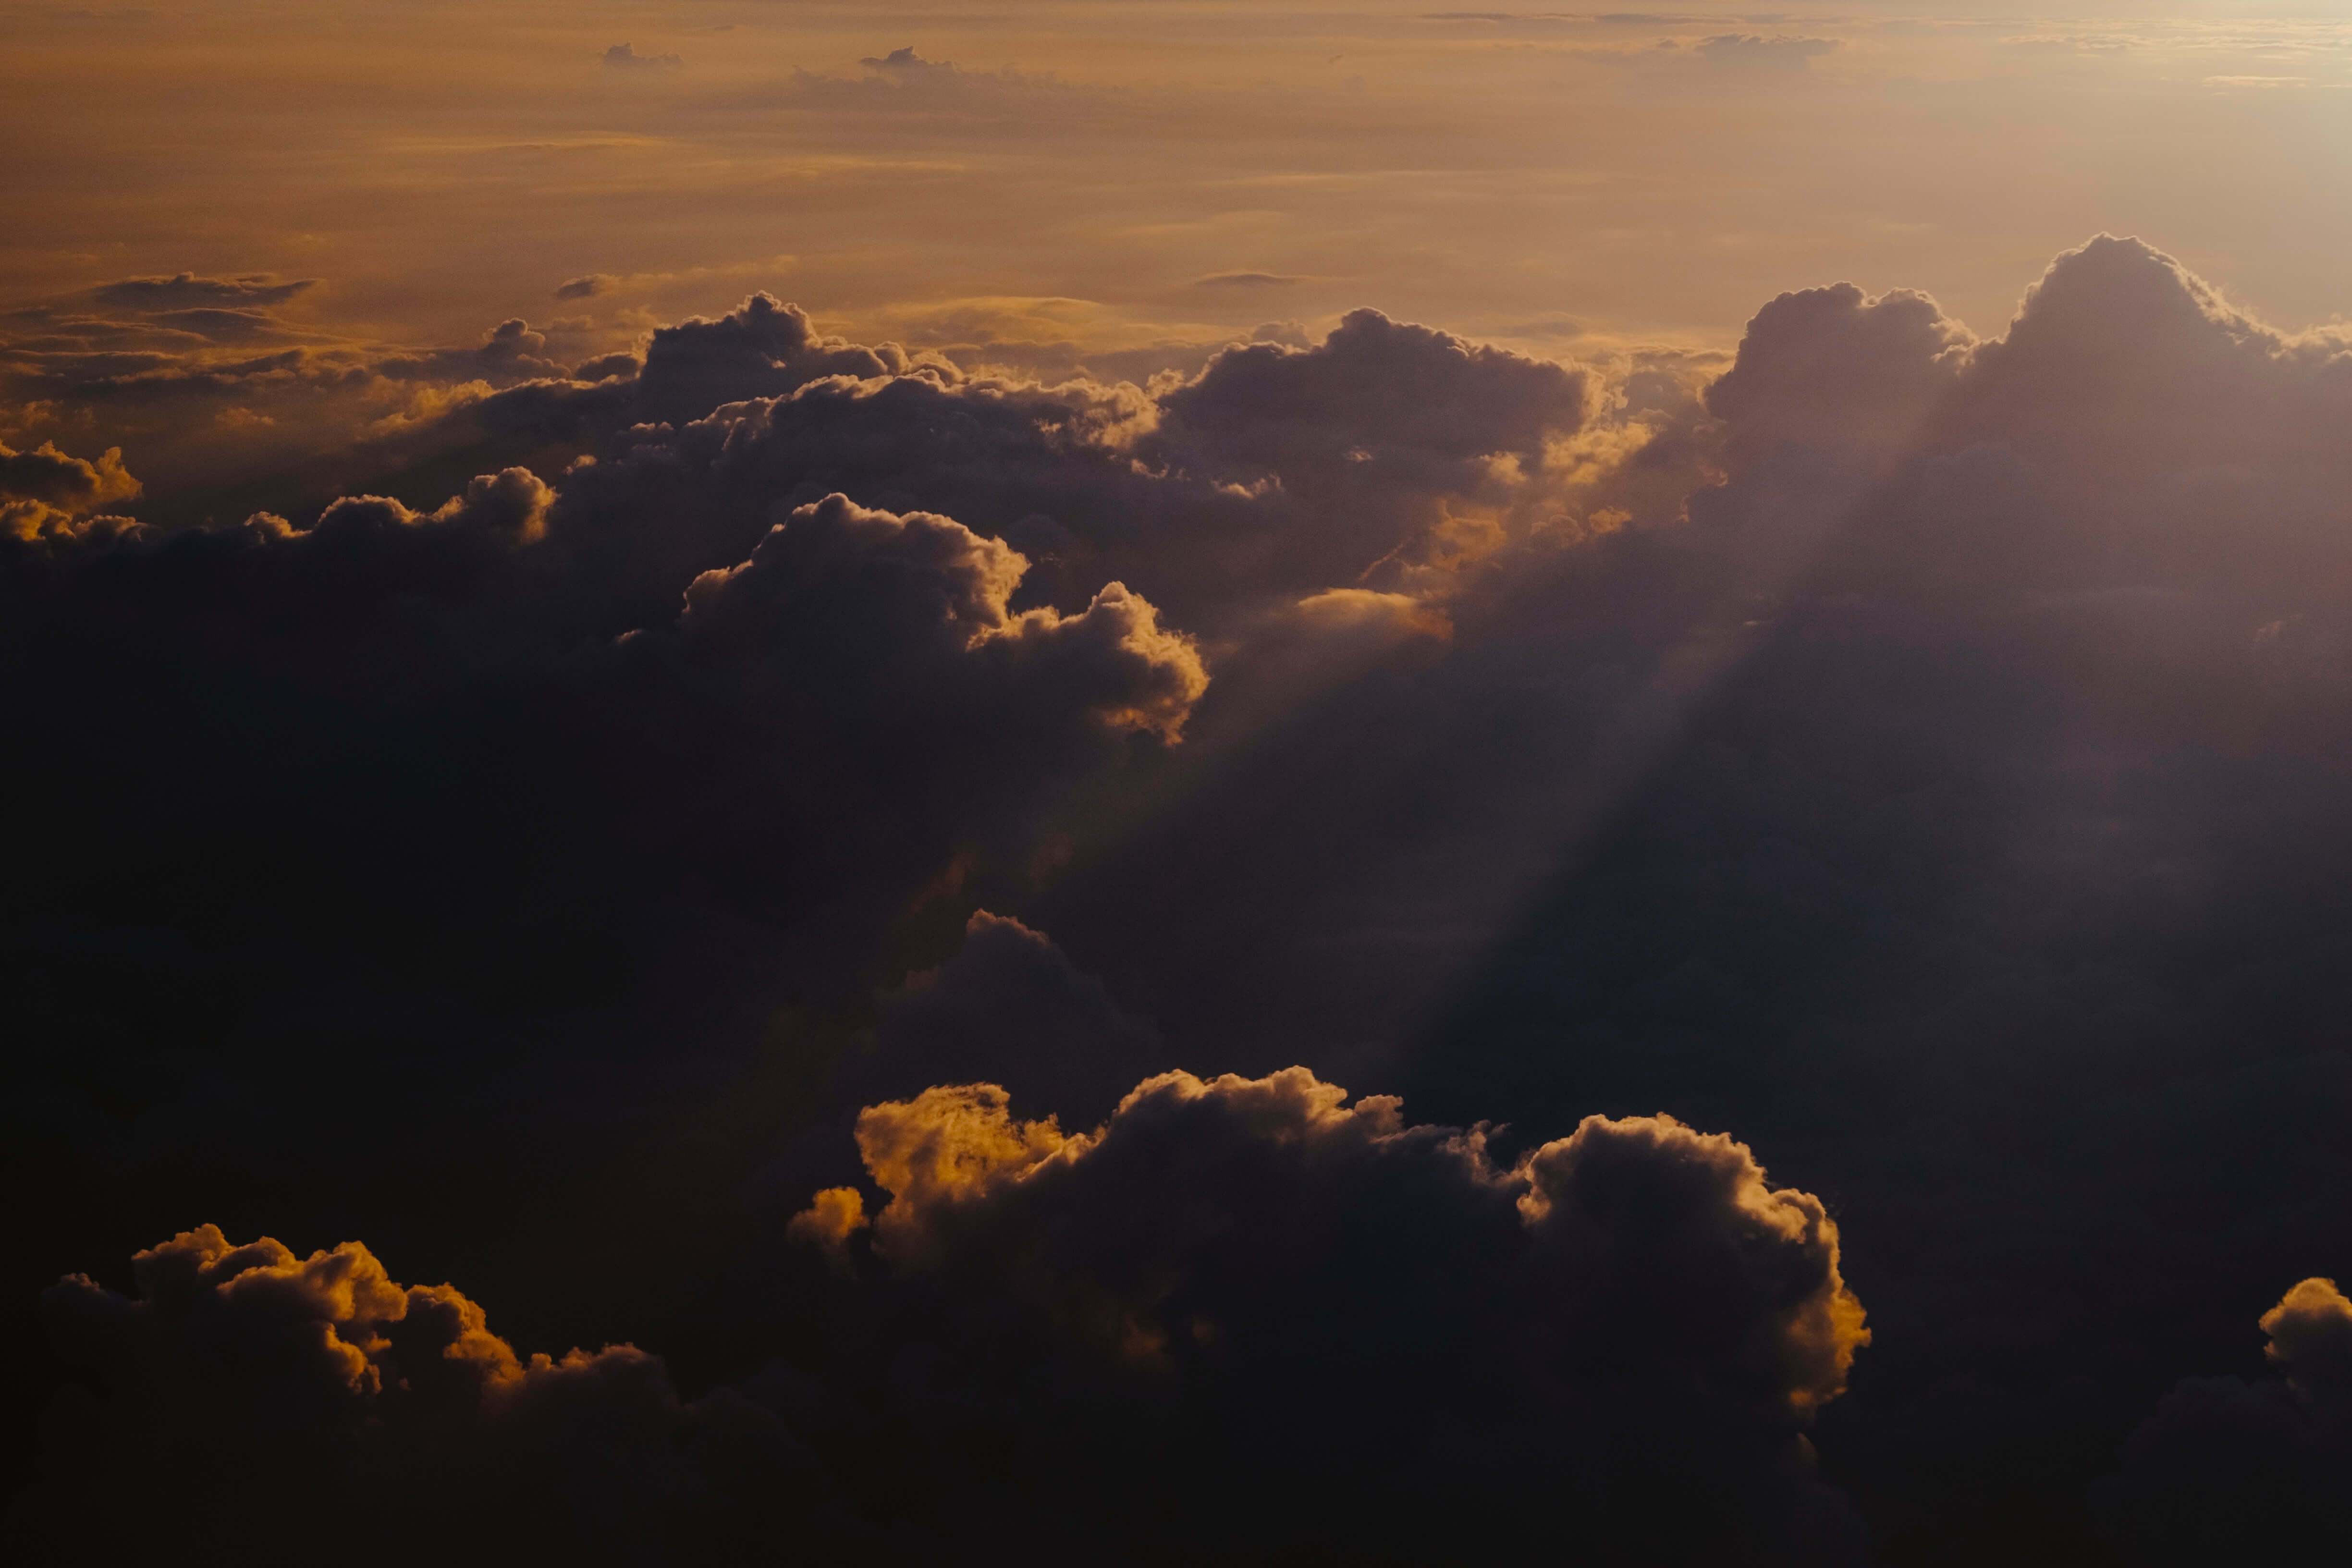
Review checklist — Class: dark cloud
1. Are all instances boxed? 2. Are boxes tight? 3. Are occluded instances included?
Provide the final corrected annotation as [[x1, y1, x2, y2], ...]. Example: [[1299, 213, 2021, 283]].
[[602, 42, 681, 71], [387, 292, 1597, 627], [1702, 280, 1969, 472], [8, 1066, 1871, 1564], [0, 439, 139, 538], [477, 316, 546, 362], [671, 491, 1202, 745], [859, 45, 939, 75], [1697, 35, 1840, 68], [769, 46, 1088, 128], [0, 462, 1203, 1368], [143, 306, 296, 343], [789, 1067, 1867, 1559], [1140, 307, 1594, 595], [0, 438, 138, 512], [89, 272, 316, 310], [11, 1225, 861, 1567], [1347, 236, 2352, 1554], [554, 273, 617, 301], [2098, 1278, 2352, 1561], [630, 292, 916, 424], [862, 910, 1164, 1126], [1158, 307, 1587, 476], [1191, 270, 1305, 289]]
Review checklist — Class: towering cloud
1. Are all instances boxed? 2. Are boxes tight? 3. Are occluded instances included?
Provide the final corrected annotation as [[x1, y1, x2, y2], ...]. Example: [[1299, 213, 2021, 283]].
[[788, 1071, 1868, 1560]]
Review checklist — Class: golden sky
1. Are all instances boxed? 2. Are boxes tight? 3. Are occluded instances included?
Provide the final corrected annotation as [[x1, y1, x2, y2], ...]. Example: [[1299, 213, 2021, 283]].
[[10, 0, 2352, 364]]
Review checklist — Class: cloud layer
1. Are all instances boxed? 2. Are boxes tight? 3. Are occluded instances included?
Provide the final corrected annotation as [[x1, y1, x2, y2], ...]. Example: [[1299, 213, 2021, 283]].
[[10, 235, 2352, 1561]]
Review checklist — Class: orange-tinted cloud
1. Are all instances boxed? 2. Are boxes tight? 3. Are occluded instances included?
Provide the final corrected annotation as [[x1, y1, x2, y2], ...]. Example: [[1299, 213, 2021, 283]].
[[0, 437, 139, 539], [790, 1066, 1869, 1557], [17, 1225, 856, 1567]]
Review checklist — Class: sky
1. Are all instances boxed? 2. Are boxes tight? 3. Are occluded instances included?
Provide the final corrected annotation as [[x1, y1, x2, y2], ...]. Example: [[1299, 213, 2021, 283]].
[[6, 3, 2352, 1565]]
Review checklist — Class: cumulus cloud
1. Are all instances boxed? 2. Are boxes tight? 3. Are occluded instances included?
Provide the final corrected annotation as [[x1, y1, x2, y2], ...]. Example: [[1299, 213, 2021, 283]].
[[676, 493, 1205, 742], [1362, 233, 2352, 1557], [769, 44, 1089, 129], [1700, 235, 2352, 610], [1140, 306, 1597, 594], [308, 464, 555, 542], [15, 1066, 1868, 1561], [1702, 281, 1971, 473], [0, 454, 1204, 1255], [860, 45, 942, 76], [2099, 1278, 2352, 1561], [630, 293, 921, 423], [862, 909, 1165, 1126], [10, 1225, 854, 1567], [7, 282, 1611, 617], [0, 438, 138, 513], [1157, 306, 1588, 479], [0, 438, 140, 539], [793, 1066, 1868, 1558]]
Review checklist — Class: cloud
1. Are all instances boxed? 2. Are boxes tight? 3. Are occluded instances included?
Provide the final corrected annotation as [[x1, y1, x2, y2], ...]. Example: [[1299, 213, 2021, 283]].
[[1159, 307, 1588, 473], [0, 439, 139, 512], [143, 306, 297, 343], [18, 236, 2352, 1560], [675, 493, 1205, 743], [1143, 307, 1595, 591], [1702, 280, 1972, 471], [0, 455, 1205, 1256], [860, 45, 942, 76], [772, 45, 1085, 125], [1190, 270, 1305, 289], [0, 438, 140, 539], [1352, 233, 2352, 1556], [792, 1066, 1869, 1558], [860, 909, 1165, 1124], [2098, 1279, 2352, 1561], [630, 292, 918, 423], [476, 317, 546, 361], [553, 273, 617, 301], [1697, 35, 1840, 68], [11, 1225, 859, 1567], [601, 42, 681, 71], [0, 293, 593, 506], [89, 272, 317, 309], [17, 1061, 1869, 1561]]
